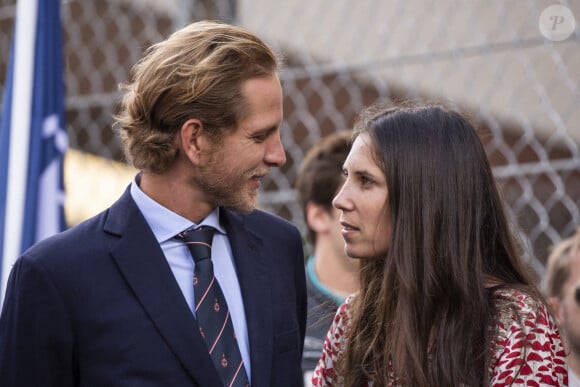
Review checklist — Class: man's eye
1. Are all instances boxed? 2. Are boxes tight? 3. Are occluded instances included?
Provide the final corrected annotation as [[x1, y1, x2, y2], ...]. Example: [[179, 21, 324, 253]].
[[253, 133, 269, 142]]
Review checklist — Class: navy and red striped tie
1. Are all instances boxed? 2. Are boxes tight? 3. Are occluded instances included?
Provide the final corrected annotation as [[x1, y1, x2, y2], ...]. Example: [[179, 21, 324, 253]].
[[177, 226, 249, 387]]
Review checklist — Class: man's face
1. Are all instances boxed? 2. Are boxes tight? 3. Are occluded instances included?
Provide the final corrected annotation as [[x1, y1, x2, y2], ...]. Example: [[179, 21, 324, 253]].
[[555, 253, 580, 356], [194, 74, 285, 213]]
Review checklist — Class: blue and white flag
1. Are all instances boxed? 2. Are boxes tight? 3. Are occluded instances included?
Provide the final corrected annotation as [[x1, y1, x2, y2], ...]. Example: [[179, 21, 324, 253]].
[[0, 0, 67, 304]]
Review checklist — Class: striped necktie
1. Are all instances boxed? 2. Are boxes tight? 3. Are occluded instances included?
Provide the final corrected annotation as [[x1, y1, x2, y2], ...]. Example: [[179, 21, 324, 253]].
[[176, 226, 249, 387]]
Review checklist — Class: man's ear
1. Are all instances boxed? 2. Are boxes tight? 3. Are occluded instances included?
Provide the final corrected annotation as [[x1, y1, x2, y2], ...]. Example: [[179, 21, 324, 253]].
[[549, 296, 563, 323], [179, 118, 204, 164], [305, 202, 332, 233]]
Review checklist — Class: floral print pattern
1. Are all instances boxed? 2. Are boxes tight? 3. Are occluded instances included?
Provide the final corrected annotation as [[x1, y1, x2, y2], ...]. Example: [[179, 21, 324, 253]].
[[312, 289, 568, 386]]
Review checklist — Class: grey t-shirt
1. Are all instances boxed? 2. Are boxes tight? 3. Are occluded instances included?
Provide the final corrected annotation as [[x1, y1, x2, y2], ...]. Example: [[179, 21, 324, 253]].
[[302, 258, 343, 386]]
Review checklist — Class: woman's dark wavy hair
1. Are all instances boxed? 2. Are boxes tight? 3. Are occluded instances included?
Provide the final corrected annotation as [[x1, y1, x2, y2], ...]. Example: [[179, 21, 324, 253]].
[[342, 103, 540, 386]]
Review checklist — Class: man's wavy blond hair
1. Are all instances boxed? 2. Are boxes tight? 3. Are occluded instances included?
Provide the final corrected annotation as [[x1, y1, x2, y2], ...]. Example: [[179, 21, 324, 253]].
[[115, 21, 280, 173]]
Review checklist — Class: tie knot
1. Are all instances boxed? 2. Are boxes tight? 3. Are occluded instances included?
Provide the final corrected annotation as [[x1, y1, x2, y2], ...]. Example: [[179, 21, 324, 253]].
[[177, 226, 215, 263]]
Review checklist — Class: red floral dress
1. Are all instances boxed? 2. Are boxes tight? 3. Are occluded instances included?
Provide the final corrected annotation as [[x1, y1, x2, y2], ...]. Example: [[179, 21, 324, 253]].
[[312, 289, 568, 386]]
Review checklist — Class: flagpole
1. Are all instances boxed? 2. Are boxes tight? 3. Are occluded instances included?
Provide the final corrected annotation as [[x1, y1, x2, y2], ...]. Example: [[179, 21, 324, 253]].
[[1, 0, 38, 303]]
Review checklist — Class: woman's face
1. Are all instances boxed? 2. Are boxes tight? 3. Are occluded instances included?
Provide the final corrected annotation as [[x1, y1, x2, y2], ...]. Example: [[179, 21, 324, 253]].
[[332, 133, 391, 259]]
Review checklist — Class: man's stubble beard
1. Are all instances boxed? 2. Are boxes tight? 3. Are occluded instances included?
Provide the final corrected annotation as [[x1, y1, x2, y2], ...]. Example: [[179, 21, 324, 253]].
[[194, 164, 258, 214]]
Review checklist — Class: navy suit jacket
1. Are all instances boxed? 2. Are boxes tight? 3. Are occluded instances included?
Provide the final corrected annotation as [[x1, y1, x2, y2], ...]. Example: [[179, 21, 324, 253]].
[[0, 188, 307, 387]]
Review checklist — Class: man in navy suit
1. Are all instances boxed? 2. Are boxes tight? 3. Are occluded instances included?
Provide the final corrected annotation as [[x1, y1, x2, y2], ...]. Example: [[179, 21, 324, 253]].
[[0, 20, 307, 387]]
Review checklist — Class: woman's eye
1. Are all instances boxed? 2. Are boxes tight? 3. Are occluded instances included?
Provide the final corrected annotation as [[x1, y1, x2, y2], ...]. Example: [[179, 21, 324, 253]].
[[360, 175, 372, 186]]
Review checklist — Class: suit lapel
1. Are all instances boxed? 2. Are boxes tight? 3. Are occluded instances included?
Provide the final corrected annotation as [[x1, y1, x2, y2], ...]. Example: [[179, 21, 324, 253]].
[[104, 189, 222, 386], [222, 210, 273, 386]]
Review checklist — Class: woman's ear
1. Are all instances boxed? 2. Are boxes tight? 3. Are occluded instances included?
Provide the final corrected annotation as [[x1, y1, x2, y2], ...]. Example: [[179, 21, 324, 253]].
[[179, 118, 204, 164]]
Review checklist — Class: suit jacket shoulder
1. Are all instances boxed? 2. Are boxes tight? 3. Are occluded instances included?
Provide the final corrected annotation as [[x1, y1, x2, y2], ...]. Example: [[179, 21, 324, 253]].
[[0, 189, 307, 387]]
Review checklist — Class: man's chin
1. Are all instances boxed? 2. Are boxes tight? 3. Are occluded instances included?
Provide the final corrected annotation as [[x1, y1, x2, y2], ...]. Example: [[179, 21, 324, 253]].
[[222, 195, 258, 214]]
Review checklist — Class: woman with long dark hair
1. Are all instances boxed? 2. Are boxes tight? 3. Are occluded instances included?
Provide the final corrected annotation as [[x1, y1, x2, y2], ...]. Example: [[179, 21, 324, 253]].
[[312, 104, 568, 386]]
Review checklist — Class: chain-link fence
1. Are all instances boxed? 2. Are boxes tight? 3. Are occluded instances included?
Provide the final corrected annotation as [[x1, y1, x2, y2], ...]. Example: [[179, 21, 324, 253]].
[[1, 0, 578, 275]]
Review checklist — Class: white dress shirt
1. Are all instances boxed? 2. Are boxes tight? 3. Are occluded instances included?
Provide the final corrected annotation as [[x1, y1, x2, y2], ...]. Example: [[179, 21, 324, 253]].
[[130, 176, 251, 379]]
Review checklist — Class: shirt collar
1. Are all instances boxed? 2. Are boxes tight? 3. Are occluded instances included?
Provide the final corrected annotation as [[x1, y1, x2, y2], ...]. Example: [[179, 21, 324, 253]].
[[130, 174, 226, 243], [307, 255, 346, 306]]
